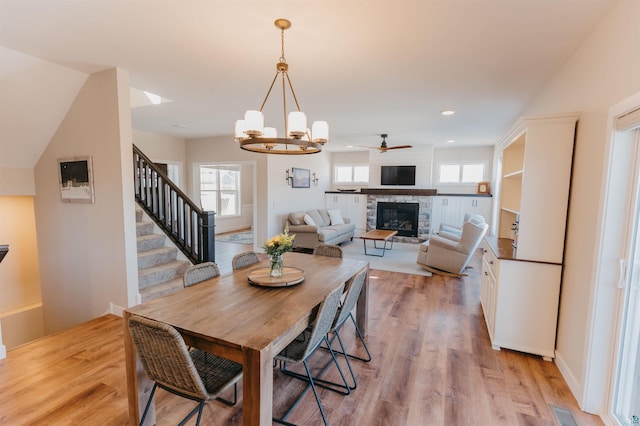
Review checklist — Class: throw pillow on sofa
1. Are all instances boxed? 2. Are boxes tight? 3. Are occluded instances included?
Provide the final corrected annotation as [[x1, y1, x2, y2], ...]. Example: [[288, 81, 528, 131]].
[[303, 213, 316, 226], [288, 211, 306, 225], [328, 209, 345, 225]]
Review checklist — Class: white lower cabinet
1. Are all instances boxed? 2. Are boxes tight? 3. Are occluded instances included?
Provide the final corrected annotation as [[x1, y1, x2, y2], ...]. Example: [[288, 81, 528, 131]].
[[325, 193, 367, 236], [480, 239, 561, 361], [431, 195, 492, 236]]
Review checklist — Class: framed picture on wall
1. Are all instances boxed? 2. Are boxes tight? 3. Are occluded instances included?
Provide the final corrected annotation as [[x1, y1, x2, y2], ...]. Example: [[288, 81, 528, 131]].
[[58, 156, 95, 203], [292, 167, 310, 188]]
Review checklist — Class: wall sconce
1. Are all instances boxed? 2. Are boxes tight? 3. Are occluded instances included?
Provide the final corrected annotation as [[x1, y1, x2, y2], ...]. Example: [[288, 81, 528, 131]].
[[312, 172, 319, 186], [285, 169, 293, 186]]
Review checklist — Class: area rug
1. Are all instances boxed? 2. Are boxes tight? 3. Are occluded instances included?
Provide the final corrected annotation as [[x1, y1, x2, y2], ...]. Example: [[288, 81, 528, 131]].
[[216, 230, 253, 245], [339, 239, 432, 277]]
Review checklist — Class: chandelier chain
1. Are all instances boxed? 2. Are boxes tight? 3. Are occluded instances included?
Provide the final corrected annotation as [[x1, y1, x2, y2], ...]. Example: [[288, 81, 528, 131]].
[[280, 27, 286, 63]]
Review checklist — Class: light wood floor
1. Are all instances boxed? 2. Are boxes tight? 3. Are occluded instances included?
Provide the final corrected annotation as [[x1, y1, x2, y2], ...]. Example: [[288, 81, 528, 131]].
[[0, 244, 603, 425]]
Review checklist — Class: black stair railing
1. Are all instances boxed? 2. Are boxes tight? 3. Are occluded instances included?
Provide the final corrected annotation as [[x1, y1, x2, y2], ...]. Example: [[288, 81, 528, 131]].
[[133, 145, 215, 264]]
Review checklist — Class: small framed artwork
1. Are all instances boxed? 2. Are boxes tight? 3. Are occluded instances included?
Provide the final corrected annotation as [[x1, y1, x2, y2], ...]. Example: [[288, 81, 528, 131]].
[[477, 181, 490, 194], [292, 167, 311, 188], [58, 156, 95, 203]]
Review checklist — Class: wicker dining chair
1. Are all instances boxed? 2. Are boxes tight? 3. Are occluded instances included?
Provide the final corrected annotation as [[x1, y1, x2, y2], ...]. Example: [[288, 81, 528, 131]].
[[274, 283, 348, 426], [325, 267, 371, 390], [127, 315, 242, 426], [231, 251, 260, 270], [313, 243, 343, 258], [183, 261, 220, 287]]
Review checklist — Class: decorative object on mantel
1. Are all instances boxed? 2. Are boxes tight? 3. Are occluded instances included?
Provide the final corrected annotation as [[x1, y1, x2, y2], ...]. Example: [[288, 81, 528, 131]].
[[359, 134, 412, 153], [234, 18, 328, 155], [286, 167, 310, 188], [262, 225, 295, 277], [58, 156, 95, 203], [477, 181, 490, 194], [312, 172, 319, 186]]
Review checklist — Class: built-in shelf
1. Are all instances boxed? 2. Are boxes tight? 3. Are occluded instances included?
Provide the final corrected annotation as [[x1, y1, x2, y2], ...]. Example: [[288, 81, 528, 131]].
[[503, 170, 524, 179], [500, 207, 520, 215]]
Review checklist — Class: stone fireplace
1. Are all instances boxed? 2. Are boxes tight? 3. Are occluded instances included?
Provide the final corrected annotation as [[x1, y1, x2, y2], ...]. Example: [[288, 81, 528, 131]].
[[376, 202, 420, 237], [362, 189, 435, 243]]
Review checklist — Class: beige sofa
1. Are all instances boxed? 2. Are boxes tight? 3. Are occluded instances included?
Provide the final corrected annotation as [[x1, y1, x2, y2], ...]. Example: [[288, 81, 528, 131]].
[[286, 209, 355, 250]]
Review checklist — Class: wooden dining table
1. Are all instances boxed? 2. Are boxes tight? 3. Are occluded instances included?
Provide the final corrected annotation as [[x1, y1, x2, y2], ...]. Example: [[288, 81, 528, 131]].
[[124, 252, 369, 426]]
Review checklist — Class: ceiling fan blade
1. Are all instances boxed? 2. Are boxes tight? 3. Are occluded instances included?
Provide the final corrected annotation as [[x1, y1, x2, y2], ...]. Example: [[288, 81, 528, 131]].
[[358, 145, 380, 150], [386, 145, 413, 150]]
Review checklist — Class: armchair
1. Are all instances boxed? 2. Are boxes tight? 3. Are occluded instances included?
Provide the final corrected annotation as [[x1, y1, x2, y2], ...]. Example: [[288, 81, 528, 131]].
[[417, 220, 488, 276], [438, 213, 485, 241]]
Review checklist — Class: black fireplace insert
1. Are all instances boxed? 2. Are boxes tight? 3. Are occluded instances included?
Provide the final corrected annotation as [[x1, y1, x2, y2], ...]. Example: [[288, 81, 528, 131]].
[[376, 202, 419, 237]]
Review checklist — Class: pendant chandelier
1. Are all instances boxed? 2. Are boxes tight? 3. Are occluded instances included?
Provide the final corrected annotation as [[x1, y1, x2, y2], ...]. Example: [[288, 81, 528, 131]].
[[234, 19, 328, 154]]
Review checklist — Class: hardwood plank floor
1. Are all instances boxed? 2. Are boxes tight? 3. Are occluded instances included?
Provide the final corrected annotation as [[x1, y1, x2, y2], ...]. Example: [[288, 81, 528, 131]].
[[0, 249, 603, 425]]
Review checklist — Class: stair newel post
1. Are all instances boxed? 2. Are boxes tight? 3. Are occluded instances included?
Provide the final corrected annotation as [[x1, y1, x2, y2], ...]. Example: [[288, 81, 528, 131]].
[[200, 210, 216, 263]]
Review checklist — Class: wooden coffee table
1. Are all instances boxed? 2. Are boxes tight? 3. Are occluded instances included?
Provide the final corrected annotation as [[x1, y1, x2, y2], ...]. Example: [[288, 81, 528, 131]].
[[361, 229, 397, 257]]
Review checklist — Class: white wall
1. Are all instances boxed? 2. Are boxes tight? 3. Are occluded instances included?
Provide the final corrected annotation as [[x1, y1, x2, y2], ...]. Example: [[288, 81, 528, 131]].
[[265, 151, 332, 240], [368, 145, 434, 188], [0, 196, 43, 351], [518, 0, 640, 413], [33, 68, 138, 334], [132, 129, 187, 189]]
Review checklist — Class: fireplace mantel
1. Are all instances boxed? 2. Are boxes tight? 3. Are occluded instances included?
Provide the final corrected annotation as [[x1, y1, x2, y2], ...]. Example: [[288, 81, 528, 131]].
[[360, 188, 437, 196]]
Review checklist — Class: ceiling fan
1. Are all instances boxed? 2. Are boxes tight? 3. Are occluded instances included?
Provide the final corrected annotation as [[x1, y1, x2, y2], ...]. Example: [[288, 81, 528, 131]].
[[360, 134, 413, 153]]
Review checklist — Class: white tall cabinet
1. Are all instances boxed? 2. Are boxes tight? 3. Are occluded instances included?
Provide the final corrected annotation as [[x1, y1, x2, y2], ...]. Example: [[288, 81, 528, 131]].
[[325, 192, 367, 236], [481, 113, 578, 360]]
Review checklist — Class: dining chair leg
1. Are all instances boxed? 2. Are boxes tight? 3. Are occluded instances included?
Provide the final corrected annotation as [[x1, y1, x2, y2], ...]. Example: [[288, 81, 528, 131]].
[[139, 383, 158, 426], [329, 313, 372, 363], [280, 336, 351, 395], [332, 329, 358, 390]]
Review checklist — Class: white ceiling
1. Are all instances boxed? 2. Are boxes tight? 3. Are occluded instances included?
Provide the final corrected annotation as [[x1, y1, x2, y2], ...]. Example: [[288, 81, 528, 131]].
[[0, 0, 617, 166]]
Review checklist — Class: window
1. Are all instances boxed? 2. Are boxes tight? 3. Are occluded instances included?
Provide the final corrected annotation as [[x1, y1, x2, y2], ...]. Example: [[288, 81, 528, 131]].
[[199, 165, 240, 217], [438, 162, 486, 184], [334, 164, 369, 184]]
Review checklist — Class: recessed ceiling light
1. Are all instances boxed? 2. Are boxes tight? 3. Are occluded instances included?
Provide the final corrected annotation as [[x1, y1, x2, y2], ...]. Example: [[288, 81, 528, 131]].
[[346, 145, 353, 148], [446, 140, 455, 143], [441, 110, 455, 116]]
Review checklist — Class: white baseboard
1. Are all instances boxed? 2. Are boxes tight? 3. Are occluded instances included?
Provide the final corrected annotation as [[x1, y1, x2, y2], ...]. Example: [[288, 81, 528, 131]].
[[107, 303, 125, 317], [554, 350, 584, 408], [0, 343, 6, 359]]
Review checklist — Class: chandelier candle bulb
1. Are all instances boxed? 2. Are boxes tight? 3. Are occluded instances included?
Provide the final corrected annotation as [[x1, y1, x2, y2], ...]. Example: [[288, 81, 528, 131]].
[[262, 127, 277, 138], [244, 110, 264, 136], [288, 111, 307, 137], [312, 121, 329, 143], [234, 120, 246, 141]]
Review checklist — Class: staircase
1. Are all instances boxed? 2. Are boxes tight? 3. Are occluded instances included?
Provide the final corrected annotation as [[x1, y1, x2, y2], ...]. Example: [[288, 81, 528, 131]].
[[136, 208, 190, 302]]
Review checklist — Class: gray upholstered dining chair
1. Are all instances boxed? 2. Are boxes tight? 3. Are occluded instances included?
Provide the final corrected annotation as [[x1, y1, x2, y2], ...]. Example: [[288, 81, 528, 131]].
[[313, 243, 343, 258], [127, 315, 242, 426], [183, 261, 220, 287], [274, 283, 348, 426], [231, 251, 260, 270]]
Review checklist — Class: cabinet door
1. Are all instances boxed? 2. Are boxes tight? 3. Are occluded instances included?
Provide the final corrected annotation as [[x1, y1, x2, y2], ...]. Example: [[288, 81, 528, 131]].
[[431, 196, 461, 234], [460, 197, 492, 223], [325, 194, 341, 211], [347, 194, 367, 236]]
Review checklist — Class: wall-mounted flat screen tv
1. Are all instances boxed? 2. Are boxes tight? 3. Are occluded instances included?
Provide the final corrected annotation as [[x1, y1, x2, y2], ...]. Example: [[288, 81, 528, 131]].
[[381, 165, 416, 186]]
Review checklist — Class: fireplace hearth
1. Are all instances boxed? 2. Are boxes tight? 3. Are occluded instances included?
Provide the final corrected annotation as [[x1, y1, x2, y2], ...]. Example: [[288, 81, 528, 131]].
[[376, 202, 420, 237]]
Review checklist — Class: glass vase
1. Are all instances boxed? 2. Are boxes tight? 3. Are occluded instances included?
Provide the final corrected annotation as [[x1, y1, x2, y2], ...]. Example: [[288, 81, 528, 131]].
[[270, 254, 283, 277]]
